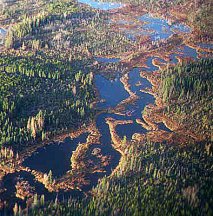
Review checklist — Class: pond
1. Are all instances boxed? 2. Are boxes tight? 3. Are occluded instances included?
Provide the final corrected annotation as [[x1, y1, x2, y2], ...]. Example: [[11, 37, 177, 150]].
[[197, 43, 213, 50], [22, 0, 197, 188], [78, 0, 123, 10], [23, 133, 89, 177], [1, 171, 83, 214], [139, 14, 173, 41], [95, 74, 129, 109], [17, 0, 211, 200]]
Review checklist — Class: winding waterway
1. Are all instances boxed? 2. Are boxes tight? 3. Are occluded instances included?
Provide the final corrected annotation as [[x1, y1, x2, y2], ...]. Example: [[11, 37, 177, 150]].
[[2, 0, 211, 210], [22, 0, 200, 185]]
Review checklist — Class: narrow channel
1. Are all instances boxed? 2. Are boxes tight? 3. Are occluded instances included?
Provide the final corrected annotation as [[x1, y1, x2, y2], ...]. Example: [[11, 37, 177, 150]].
[[20, 0, 204, 199]]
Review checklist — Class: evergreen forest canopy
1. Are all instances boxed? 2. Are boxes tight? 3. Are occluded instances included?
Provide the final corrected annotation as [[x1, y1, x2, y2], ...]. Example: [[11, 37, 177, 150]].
[[0, 52, 95, 148], [25, 59, 213, 216], [0, 0, 212, 215], [160, 59, 212, 139]]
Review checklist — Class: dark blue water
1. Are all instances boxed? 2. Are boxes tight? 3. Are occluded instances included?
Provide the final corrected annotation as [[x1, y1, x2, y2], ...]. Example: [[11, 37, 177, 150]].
[[2, 2, 213, 212], [145, 57, 160, 71], [95, 74, 129, 109], [128, 68, 152, 93], [169, 45, 199, 63], [126, 91, 155, 118], [20, 6, 200, 193], [96, 92, 151, 141], [116, 122, 147, 140], [181, 45, 198, 59], [23, 133, 89, 177], [158, 122, 172, 132], [197, 43, 213, 49], [169, 53, 179, 64], [0, 171, 83, 214]]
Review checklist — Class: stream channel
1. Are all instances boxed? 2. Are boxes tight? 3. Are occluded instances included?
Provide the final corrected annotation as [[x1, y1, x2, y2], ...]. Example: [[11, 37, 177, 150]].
[[2, 0, 211, 209]]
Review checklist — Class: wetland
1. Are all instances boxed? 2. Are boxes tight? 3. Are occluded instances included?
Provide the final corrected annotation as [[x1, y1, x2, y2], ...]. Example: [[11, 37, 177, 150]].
[[0, 0, 212, 215]]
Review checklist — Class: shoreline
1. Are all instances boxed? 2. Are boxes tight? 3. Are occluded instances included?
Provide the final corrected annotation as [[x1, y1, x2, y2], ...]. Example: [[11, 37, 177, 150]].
[[0, 1, 212, 210]]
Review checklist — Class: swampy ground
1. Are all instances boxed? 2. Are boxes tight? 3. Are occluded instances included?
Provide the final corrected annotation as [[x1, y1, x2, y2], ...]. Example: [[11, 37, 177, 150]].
[[0, 0, 212, 215]]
